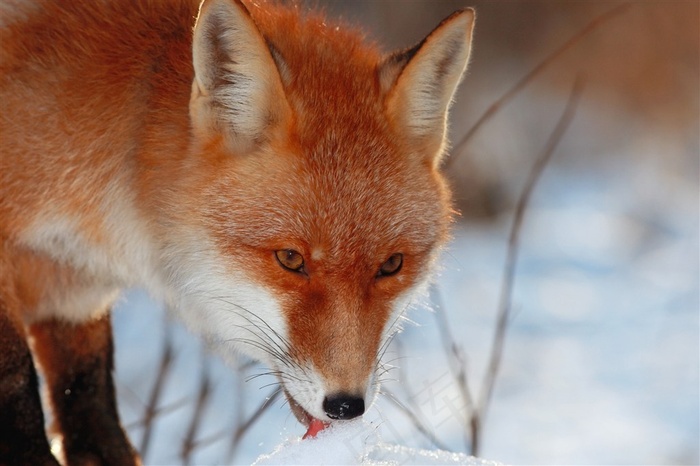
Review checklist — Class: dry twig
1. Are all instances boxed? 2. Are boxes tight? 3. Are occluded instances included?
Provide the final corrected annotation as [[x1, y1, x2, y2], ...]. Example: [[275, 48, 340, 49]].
[[380, 387, 451, 452], [445, 2, 630, 170], [472, 75, 587, 455], [431, 288, 476, 453], [227, 388, 282, 463], [139, 326, 175, 457], [181, 358, 213, 465]]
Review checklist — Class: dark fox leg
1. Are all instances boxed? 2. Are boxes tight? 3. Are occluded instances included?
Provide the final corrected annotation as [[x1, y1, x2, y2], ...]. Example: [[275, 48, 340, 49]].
[[30, 314, 140, 466], [0, 305, 59, 466]]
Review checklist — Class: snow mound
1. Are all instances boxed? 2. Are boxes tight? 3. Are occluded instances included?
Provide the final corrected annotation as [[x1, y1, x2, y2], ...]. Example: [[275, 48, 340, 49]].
[[253, 419, 502, 465]]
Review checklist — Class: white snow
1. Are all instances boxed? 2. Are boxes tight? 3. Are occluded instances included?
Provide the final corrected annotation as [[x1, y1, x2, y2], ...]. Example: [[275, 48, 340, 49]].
[[253, 419, 501, 466]]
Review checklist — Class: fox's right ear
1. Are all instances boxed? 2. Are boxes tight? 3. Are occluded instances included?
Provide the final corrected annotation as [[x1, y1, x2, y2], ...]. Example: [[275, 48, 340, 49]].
[[190, 0, 291, 153], [380, 9, 474, 166]]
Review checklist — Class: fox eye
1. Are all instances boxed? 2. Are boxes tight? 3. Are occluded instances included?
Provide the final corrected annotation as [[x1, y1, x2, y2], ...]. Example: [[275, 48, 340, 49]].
[[275, 249, 305, 273], [377, 253, 403, 277]]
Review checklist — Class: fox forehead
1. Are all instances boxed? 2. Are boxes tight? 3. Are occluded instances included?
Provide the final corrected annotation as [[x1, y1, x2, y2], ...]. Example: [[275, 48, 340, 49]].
[[198, 93, 449, 262], [202, 137, 449, 260], [244, 2, 397, 158], [284, 159, 446, 258]]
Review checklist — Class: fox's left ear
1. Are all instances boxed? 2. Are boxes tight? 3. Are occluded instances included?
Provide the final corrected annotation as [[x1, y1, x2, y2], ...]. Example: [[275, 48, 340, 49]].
[[380, 9, 475, 165], [190, 0, 291, 154]]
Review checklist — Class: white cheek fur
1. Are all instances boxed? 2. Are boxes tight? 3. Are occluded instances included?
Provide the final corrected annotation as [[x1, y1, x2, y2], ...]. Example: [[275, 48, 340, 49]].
[[167, 256, 289, 368]]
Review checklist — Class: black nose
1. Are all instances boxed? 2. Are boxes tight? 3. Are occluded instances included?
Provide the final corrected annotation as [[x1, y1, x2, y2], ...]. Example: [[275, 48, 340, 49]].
[[323, 394, 365, 420]]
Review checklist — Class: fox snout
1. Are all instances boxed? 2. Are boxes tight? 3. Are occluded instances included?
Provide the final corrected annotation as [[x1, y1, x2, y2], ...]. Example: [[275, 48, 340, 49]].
[[274, 287, 391, 423], [323, 394, 366, 420], [286, 390, 367, 425]]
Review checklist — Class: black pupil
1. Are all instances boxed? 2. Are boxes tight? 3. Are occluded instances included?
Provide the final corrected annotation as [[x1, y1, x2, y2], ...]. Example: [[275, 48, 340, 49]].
[[381, 254, 402, 275], [277, 250, 303, 271], [287, 251, 300, 268]]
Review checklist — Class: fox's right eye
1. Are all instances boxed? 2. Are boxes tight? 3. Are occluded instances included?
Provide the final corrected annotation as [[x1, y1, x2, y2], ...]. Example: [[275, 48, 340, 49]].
[[377, 253, 403, 277], [275, 249, 305, 273]]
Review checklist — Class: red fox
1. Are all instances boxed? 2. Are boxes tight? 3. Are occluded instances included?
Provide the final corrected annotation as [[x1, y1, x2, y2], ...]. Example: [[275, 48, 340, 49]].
[[0, 0, 474, 463]]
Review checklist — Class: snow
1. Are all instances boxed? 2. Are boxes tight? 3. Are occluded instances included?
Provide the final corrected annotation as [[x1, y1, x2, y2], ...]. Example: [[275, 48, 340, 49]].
[[253, 419, 501, 466]]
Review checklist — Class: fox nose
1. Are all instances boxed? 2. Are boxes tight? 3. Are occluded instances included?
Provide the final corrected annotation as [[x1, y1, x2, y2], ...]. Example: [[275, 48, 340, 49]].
[[323, 394, 365, 420]]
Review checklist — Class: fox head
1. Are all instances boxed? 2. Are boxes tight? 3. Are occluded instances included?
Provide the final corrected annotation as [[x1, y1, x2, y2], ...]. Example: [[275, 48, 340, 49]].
[[164, 0, 474, 426]]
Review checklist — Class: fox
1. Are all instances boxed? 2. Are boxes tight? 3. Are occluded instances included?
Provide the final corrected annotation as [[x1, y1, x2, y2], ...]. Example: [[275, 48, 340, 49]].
[[0, 0, 474, 464]]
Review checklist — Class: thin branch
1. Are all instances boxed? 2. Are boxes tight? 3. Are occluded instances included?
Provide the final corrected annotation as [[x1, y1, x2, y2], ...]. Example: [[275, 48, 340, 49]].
[[381, 387, 451, 452], [445, 2, 630, 170], [227, 388, 282, 463], [381, 335, 438, 442], [388, 337, 448, 447], [474, 75, 587, 455], [181, 358, 213, 465], [139, 326, 175, 457], [431, 287, 475, 454], [124, 397, 191, 431]]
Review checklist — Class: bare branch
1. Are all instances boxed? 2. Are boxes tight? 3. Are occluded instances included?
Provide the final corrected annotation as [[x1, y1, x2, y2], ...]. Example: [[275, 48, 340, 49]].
[[181, 358, 213, 465], [431, 287, 476, 453], [227, 388, 282, 463], [474, 75, 587, 455], [381, 387, 451, 452], [445, 3, 630, 170], [139, 325, 175, 457], [124, 397, 191, 431]]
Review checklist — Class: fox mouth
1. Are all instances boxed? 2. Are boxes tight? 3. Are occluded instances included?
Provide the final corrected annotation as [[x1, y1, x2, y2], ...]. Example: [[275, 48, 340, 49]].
[[283, 389, 330, 438], [284, 389, 314, 427]]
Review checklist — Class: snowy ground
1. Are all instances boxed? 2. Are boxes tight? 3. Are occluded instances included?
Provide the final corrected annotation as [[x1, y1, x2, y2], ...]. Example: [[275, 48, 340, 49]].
[[253, 419, 501, 465]]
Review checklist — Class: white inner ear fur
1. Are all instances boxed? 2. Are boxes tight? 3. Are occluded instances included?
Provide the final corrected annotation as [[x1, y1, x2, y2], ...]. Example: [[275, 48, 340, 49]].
[[385, 9, 475, 148], [191, 0, 289, 148]]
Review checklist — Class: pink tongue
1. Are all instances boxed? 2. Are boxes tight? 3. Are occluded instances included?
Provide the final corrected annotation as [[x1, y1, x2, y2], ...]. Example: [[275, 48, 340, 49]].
[[302, 419, 329, 439]]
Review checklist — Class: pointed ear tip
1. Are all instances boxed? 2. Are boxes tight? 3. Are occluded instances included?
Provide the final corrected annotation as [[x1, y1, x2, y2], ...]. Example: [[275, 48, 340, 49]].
[[427, 8, 475, 42], [198, 0, 249, 18], [453, 7, 476, 28]]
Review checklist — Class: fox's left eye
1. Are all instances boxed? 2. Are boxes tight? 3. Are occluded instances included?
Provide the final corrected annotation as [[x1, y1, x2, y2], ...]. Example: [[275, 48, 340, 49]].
[[377, 253, 403, 277], [276, 249, 305, 273]]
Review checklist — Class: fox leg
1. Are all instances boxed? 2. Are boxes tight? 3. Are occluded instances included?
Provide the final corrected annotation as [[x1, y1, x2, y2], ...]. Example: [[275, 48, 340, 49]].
[[0, 305, 59, 466], [29, 314, 140, 466]]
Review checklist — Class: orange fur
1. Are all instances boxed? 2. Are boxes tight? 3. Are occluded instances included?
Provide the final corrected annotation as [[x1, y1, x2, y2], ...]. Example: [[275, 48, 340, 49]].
[[0, 0, 474, 460]]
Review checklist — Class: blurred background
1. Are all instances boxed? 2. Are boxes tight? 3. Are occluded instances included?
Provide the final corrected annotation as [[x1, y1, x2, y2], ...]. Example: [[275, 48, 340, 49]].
[[111, 1, 698, 464]]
